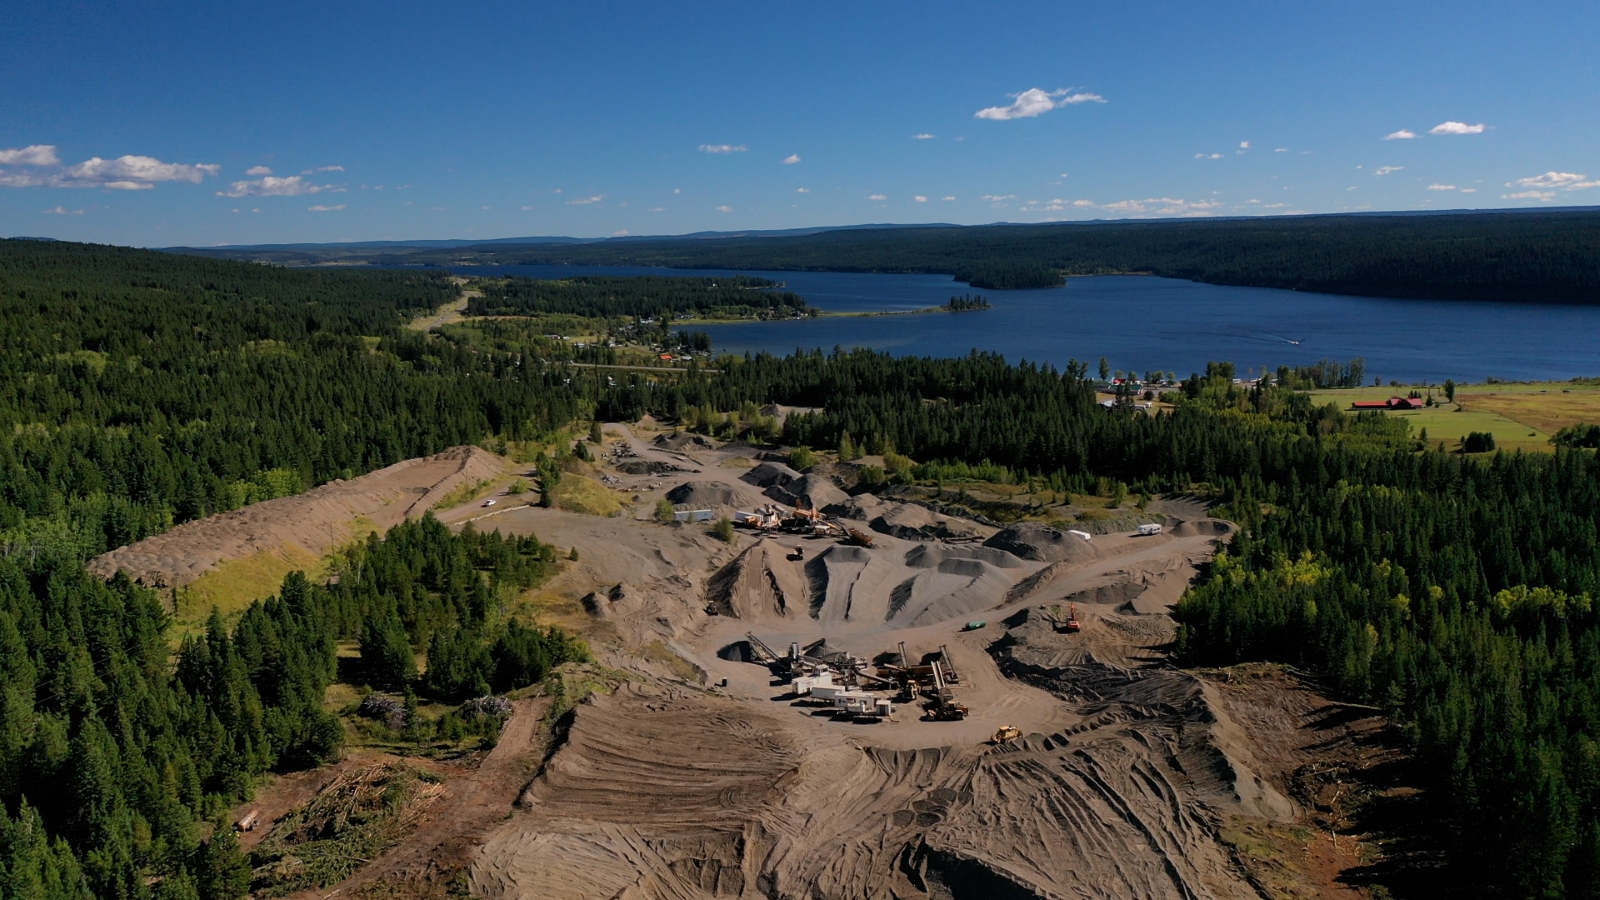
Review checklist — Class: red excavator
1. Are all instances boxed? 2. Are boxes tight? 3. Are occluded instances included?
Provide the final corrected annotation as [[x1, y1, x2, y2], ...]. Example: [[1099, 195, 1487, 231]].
[[1064, 603, 1081, 633]]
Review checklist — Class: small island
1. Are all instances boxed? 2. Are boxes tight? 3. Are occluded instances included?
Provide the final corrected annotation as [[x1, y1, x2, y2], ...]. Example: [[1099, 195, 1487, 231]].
[[943, 293, 991, 312]]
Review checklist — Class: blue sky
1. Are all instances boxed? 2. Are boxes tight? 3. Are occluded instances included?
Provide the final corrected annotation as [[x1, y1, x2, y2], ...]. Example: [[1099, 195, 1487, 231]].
[[2, 0, 1596, 246]]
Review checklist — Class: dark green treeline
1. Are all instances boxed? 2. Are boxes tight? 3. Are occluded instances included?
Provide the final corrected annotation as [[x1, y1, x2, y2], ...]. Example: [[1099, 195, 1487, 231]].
[[0, 513, 574, 900], [0, 240, 586, 560]]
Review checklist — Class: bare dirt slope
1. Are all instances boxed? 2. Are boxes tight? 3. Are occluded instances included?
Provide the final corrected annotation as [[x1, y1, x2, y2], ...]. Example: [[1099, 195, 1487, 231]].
[[87, 445, 504, 588]]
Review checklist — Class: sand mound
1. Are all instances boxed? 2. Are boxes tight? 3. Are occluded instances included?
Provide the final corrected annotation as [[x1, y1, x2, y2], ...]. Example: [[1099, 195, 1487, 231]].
[[87, 446, 504, 588], [1172, 517, 1235, 537], [653, 432, 717, 452], [705, 542, 807, 619], [984, 522, 1102, 562], [767, 473, 849, 511], [904, 543, 1023, 570], [804, 544, 876, 621], [663, 480, 764, 510], [886, 557, 1016, 627], [741, 461, 800, 488]]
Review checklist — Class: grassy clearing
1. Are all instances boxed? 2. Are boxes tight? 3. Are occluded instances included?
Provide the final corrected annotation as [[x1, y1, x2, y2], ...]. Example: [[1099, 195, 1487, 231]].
[[551, 474, 625, 516], [176, 544, 326, 637], [1459, 385, 1600, 437], [1308, 386, 1570, 453]]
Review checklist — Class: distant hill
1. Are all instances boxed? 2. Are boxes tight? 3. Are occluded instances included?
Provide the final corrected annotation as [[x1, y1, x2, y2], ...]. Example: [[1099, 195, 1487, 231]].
[[166, 208, 1600, 301]]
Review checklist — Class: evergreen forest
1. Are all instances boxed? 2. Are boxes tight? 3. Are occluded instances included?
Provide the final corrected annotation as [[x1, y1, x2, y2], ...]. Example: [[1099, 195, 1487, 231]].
[[466, 274, 814, 320], [187, 209, 1600, 301]]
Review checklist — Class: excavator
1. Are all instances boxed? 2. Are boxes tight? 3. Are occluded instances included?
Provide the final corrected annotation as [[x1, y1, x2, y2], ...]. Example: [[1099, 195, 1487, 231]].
[[990, 725, 1021, 745]]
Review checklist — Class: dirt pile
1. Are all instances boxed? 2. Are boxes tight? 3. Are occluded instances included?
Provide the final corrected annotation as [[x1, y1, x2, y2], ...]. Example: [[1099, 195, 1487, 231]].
[[904, 543, 1023, 570], [888, 557, 1017, 626], [767, 473, 850, 511], [706, 543, 808, 619], [654, 432, 718, 452], [87, 446, 504, 588], [664, 480, 765, 511], [984, 523, 1101, 562], [741, 461, 801, 488]]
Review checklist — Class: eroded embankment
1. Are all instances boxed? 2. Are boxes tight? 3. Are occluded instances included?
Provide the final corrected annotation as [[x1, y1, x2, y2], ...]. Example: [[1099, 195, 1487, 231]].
[[87, 446, 503, 588], [470, 628, 1290, 900]]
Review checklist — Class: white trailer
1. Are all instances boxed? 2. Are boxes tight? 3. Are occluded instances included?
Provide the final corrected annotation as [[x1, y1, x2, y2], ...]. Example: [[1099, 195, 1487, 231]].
[[1067, 529, 1092, 542], [1136, 523, 1163, 536]]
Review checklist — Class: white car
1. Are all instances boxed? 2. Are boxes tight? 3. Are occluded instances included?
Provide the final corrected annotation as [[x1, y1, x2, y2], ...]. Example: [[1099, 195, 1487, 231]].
[[483, 499, 497, 507]]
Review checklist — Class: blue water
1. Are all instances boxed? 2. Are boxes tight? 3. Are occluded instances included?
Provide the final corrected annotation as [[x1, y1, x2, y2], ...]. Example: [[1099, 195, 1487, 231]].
[[444, 265, 1600, 384]]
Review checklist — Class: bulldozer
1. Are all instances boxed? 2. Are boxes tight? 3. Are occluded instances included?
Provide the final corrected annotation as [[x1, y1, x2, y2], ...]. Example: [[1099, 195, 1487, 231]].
[[990, 725, 1021, 745]]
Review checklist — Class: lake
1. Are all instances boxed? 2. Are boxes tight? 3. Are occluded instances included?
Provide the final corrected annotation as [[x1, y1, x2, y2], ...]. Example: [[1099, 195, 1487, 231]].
[[444, 265, 1600, 384]]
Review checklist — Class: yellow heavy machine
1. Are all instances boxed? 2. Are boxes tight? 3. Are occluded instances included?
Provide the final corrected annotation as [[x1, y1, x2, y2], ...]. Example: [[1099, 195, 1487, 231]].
[[991, 725, 1021, 745]]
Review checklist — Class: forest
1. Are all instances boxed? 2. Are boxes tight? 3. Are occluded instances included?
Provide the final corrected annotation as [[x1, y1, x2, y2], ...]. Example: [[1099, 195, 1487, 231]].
[[441, 209, 1600, 301], [467, 274, 815, 320], [0, 239, 588, 563], [186, 209, 1600, 302], [0, 511, 584, 900], [5, 237, 1600, 896]]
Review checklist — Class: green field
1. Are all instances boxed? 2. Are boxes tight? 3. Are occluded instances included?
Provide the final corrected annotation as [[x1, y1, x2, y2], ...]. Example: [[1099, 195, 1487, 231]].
[[1310, 381, 1600, 453]]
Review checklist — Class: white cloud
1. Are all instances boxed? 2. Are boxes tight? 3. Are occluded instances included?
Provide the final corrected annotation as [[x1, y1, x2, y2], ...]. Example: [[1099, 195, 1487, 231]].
[[912, 133, 936, 140], [1428, 184, 1457, 191], [914, 195, 927, 203], [1, 153, 221, 190], [716, 205, 734, 212], [566, 194, 604, 205], [782, 154, 801, 165], [699, 144, 747, 153], [868, 194, 887, 201], [1508, 171, 1596, 190], [1375, 166, 1404, 176], [672, 188, 680, 194], [245, 166, 273, 176], [611, 229, 630, 237], [303, 165, 344, 173], [974, 87, 1104, 121], [1194, 152, 1223, 159], [649, 207, 665, 211], [0, 145, 61, 166], [1072, 199, 1094, 207], [796, 187, 811, 193], [1089, 197, 1224, 217], [1239, 141, 1250, 149], [1460, 188, 1477, 193], [307, 204, 345, 212], [68, 156, 220, 188], [1274, 147, 1288, 152], [1431, 121, 1486, 135], [1384, 130, 1417, 141], [942, 196, 956, 201], [218, 175, 339, 197], [43, 205, 83, 215], [1502, 190, 1555, 200], [980, 194, 1015, 201]]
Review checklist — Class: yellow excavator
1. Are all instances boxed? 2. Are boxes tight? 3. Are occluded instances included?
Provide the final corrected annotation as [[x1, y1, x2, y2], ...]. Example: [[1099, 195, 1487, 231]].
[[991, 725, 1021, 745]]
